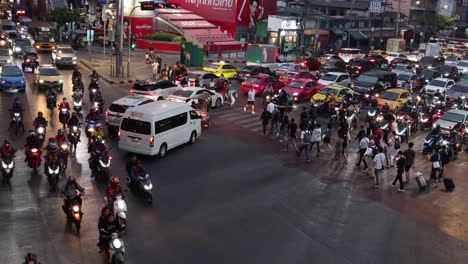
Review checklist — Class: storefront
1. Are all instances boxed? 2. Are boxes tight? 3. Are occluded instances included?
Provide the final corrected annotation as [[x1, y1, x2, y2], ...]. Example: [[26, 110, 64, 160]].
[[304, 29, 329, 53], [267, 16, 299, 52]]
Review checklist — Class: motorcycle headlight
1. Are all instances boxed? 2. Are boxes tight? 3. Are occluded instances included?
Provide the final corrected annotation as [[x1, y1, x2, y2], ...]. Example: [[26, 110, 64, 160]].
[[117, 200, 125, 210], [144, 184, 153, 190], [99, 159, 110, 167], [2, 161, 7, 169], [39, 79, 44, 84], [421, 118, 429, 122], [72, 126, 78, 131], [61, 108, 67, 112], [14, 112, 20, 117], [433, 123, 437, 128], [91, 89, 97, 93], [74, 101, 82, 106], [37, 127, 44, 133], [14, 47, 21, 52], [112, 239, 122, 249], [48, 167, 54, 174], [8, 162, 13, 169], [72, 205, 79, 212], [88, 127, 94, 132], [60, 144, 68, 150], [443, 140, 448, 145]]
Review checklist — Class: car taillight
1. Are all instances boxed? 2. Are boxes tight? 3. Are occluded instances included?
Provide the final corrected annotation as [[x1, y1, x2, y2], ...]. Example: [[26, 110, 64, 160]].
[[150, 136, 154, 147], [129, 89, 135, 93], [357, 66, 362, 69], [105, 111, 109, 117]]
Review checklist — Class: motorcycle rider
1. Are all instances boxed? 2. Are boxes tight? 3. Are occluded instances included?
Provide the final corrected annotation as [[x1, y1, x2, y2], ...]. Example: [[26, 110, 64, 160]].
[[73, 76, 84, 91], [382, 102, 390, 114], [88, 136, 108, 178], [68, 112, 80, 129], [97, 207, 112, 252], [128, 160, 147, 186], [24, 131, 41, 162], [0, 140, 15, 159], [125, 155, 138, 175], [9, 97, 24, 129], [45, 88, 58, 104], [91, 123, 105, 140], [55, 129, 68, 144], [86, 108, 99, 123], [105, 177, 124, 207], [90, 69, 99, 80], [72, 66, 81, 82], [45, 140, 60, 162], [58, 97, 71, 110], [61, 176, 84, 217], [94, 91, 105, 112], [24, 252, 41, 264], [263, 82, 274, 105], [97, 214, 119, 253], [33, 112, 48, 128]]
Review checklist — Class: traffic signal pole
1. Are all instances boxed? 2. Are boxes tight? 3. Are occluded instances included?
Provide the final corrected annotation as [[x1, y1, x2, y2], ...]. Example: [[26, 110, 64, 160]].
[[128, 5, 141, 78]]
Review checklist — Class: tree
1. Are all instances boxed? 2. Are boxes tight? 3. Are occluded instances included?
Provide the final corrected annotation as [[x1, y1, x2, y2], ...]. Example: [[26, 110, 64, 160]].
[[47, 8, 81, 42], [428, 15, 458, 31]]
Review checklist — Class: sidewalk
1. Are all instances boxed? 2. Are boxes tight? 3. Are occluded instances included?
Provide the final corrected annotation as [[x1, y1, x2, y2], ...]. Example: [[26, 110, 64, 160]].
[[76, 45, 181, 85]]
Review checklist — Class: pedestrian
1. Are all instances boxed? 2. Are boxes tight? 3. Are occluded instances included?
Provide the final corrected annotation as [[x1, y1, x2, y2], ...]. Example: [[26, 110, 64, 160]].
[[310, 123, 322, 156], [374, 126, 383, 148], [392, 151, 406, 192], [296, 125, 311, 163], [279, 114, 289, 143], [356, 134, 369, 169], [299, 106, 310, 130], [209, 78, 216, 90], [365, 140, 376, 178], [373, 146, 386, 188], [283, 45, 289, 58], [403, 142, 415, 184], [429, 147, 441, 188], [339, 127, 349, 162], [323, 123, 333, 151], [225, 83, 237, 108], [145, 52, 150, 64], [266, 100, 275, 115], [244, 87, 256, 114], [151, 60, 159, 78], [388, 131, 401, 167], [156, 55, 162, 73], [270, 106, 280, 136], [259, 110, 271, 135], [284, 118, 298, 152], [439, 145, 450, 179]]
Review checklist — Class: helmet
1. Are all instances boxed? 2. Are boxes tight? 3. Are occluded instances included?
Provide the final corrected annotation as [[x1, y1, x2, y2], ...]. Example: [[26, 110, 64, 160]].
[[62, 97, 67, 101], [48, 137, 55, 143], [58, 129, 65, 136], [38, 111, 43, 116], [4, 139, 10, 146], [24, 252, 38, 263], [111, 177, 120, 186], [96, 123, 102, 129], [49, 142, 57, 150], [92, 70, 96, 74], [30, 130, 36, 136]]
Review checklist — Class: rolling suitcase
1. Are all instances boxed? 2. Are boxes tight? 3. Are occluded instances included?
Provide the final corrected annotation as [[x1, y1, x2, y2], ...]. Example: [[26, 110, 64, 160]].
[[443, 177, 455, 192], [415, 172, 427, 191]]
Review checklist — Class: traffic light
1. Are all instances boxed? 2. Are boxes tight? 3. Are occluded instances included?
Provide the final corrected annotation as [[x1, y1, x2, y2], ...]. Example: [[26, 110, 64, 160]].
[[130, 34, 136, 50], [140, 1, 155, 10], [153, 3, 179, 8]]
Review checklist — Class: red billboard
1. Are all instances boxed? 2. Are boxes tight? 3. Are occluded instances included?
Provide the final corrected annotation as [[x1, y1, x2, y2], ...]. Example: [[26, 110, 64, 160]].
[[123, 16, 153, 39], [170, 0, 276, 27]]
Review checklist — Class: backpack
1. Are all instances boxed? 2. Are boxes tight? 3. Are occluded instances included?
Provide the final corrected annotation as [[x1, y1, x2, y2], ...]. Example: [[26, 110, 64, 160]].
[[393, 136, 400, 149], [303, 130, 311, 144]]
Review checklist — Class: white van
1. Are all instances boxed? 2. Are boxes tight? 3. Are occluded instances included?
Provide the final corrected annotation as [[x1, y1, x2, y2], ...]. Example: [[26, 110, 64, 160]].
[[338, 48, 365, 62], [118, 101, 202, 156]]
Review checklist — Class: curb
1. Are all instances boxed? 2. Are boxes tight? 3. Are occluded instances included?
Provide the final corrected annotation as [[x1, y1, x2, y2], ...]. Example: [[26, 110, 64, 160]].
[[78, 60, 137, 85]]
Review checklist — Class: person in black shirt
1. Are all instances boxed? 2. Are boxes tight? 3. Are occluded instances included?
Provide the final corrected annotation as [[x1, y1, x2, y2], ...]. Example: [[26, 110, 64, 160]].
[[392, 151, 406, 191], [284, 118, 298, 152], [403, 142, 416, 184]]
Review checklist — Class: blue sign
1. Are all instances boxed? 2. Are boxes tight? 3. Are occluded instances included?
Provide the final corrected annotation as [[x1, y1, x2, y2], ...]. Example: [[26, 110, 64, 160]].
[[369, 0, 383, 13], [100, 0, 109, 4]]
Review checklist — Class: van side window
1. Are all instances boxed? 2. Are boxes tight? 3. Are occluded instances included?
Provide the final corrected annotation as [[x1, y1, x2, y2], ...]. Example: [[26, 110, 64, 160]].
[[190, 110, 201, 119], [155, 112, 188, 134]]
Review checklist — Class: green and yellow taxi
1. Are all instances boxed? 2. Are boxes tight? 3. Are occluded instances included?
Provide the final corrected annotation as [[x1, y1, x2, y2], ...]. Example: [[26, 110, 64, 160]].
[[377, 88, 411, 112], [202, 62, 239, 79], [310, 84, 354, 106]]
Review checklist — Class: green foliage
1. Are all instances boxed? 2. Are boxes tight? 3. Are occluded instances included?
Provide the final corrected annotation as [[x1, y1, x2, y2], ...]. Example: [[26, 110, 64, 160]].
[[142, 33, 182, 42], [428, 15, 458, 31], [47, 8, 81, 24]]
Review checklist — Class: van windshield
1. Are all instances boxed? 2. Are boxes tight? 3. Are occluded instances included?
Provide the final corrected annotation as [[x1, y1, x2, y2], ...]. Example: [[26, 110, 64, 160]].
[[120, 118, 151, 135]]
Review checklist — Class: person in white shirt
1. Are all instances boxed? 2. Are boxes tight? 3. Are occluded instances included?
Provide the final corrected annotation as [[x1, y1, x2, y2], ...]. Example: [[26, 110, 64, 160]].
[[365, 140, 376, 178], [356, 136, 369, 169], [296, 126, 311, 163], [266, 101, 275, 114], [244, 87, 256, 114], [309, 123, 322, 156], [373, 146, 386, 188], [151, 61, 159, 78], [209, 78, 216, 89], [388, 131, 400, 167]]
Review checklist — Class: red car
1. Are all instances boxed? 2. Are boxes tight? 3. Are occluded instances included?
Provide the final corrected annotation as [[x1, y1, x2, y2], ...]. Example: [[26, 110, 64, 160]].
[[294, 56, 321, 71], [278, 70, 317, 84], [240, 74, 285, 95], [283, 78, 324, 102]]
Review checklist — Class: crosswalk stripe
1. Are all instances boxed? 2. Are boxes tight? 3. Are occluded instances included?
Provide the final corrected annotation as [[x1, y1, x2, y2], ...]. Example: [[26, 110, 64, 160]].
[[242, 122, 261, 129], [224, 114, 254, 122], [236, 116, 260, 125], [215, 108, 244, 118], [250, 127, 264, 132]]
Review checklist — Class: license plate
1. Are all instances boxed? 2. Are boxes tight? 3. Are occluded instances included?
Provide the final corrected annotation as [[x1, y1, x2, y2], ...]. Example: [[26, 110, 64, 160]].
[[131, 138, 139, 143]]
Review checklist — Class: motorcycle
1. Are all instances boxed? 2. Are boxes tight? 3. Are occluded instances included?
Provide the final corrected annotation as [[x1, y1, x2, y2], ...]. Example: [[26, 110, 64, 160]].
[[127, 173, 153, 205], [367, 107, 377, 121], [92, 100, 104, 114], [107, 232, 125, 264], [46, 159, 62, 190], [46, 93, 57, 111], [68, 126, 81, 153], [89, 88, 98, 103], [59, 107, 70, 129], [58, 141, 70, 171], [62, 191, 83, 233], [1, 154, 15, 185], [73, 90, 83, 112], [85, 120, 98, 139], [26, 147, 42, 175], [89, 76, 99, 89], [9, 112, 24, 135], [35, 125, 46, 147], [422, 133, 443, 155], [429, 95, 446, 110], [92, 149, 111, 181], [106, 194, 127, 232]]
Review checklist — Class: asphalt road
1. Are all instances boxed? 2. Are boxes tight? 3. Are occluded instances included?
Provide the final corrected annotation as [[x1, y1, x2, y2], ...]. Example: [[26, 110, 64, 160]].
[[0, 53, 467, 264]]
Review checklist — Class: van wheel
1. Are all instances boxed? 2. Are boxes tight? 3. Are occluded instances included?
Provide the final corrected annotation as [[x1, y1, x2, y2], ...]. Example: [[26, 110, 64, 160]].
[[189, 131, 197, 144], [215, 98, 222, 108], [157, 97, 164, 101], [159, 143, 167, 157]]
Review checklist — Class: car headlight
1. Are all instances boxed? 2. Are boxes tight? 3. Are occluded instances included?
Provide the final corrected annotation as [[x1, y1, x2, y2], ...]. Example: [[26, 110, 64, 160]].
[[427, 66, 432, 69], [117, 200, 125, 210], [72, 205, 80, 212], [14, 47, 20, 52], [112, 239, 122, 249], [72, 57, 77, 60], [0, 80, 4, 84], [6, 59, 11, 63], [59, 80, 63, 83], [39, 79, 44, 83], [20, 80, 24, 84], [56, 56, 61, 60], [144, 184, 153, 190]]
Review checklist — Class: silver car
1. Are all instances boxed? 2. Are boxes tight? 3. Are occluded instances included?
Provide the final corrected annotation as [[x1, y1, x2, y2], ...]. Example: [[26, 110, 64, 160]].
[[187, 71, 228, 89], [0, 48, 12, 66]]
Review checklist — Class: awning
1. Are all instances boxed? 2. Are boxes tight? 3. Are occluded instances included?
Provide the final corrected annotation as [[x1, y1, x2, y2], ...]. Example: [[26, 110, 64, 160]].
[[330, 28, 346, 37], [304, 29, 329, 36], [349, 31, 367, 40]]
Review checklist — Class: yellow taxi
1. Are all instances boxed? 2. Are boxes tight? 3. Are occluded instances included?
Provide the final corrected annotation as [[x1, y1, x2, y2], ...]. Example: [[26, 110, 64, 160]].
[[202, 62, 239, 79], [377, 88, 411, 112], [310, 84, 354, 105]]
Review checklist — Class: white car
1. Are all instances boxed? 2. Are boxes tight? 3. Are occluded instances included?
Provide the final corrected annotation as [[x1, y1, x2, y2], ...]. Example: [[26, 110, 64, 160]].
[[51, 44, 77, 66], [386, 52, 406, 62], [337, 48, 365, 62], [424, 78, 455, 94], [167, 87, 224, 108], [105, 95, 154, 128], [130, 79, 179, 101], [456, 60, 468, 74], [396, 73, 418, 87], [275, 63, 305, 76], [0, 48, 12, 66], [391, 64, 414, 75], [317, 72, 349, 86]]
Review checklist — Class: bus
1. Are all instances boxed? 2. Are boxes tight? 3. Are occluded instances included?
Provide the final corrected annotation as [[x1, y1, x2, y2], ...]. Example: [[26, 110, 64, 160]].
[[246, 44, 279, 71], [28, 21, 56, 51]]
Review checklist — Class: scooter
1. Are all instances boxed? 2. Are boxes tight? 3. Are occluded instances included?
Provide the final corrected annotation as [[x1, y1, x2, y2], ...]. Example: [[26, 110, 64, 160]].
[[1, 154, 15, 185], [422, 133, 443, 155], [73, 90, 83, 112], [91, 150, 111, 181], [26, 147, 41, 175], [46, 159, 62, 190], [107, 232, 125, 263], [59, 107, 70, 129], [89, 88, 98, 103], [134, 173, 153, 205], [68, 126, 81, 153], [35, 125, 46, 147], [85, 120, 98, 139], [46, 93, 57, 111], [110, 195, 127, 232], [62, 191, 83, 233], [58, 141, 70, 171], [9, 111, 24, 136]]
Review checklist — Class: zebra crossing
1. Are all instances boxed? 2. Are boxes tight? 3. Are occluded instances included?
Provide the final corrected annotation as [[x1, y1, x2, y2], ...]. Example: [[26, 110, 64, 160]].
[[214, 107, 269, 134]]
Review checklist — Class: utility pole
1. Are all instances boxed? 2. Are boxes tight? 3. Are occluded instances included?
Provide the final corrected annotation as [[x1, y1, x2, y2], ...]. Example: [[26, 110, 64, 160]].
[[395, 0, 401, 38], [115, 0, 124, 77], [299, 0, 309, 55]]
